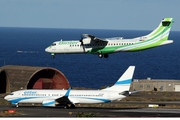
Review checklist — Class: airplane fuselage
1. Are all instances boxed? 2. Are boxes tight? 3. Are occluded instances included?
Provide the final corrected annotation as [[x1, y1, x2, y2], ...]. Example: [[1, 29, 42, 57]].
[[5, 89, 125, 105], [4, 66, 135, 108], [45, 18, 174, 58], [45, 37, 173, 54]]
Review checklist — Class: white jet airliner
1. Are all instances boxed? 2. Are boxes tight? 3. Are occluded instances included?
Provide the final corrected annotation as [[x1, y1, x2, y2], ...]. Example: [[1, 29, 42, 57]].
[[4, 66, 135, 108], [45, 18, 173, 58]]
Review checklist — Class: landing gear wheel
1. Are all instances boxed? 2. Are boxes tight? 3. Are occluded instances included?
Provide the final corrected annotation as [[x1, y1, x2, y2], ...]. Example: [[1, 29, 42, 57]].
[[70, 104, 75, 108], [51, 53, 55, 59], [98, 54, 103, 58], [104, 54, 108, 58], [64, 105, 68, 109], [16, 103, 19, 107]]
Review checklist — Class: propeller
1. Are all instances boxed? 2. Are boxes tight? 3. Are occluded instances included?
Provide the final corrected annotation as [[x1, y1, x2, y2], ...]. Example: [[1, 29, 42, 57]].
[[79, 34, 84, 46], [79, 34, 85, 52]]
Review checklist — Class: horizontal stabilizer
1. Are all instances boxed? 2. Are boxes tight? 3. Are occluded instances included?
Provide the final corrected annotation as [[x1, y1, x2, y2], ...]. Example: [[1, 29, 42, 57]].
[[160, 40, 173, 46], [129, 90, 140, 95], [119, 91, 129, 96]]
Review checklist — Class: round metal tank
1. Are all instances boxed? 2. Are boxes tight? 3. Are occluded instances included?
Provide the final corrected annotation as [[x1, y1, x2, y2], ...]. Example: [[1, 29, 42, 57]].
[[0, 65, 70, 93]]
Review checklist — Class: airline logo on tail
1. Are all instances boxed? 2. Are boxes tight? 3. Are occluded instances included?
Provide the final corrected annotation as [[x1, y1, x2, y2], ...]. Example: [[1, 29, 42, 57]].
[[125, 18, 173, 51], [102, 66, 135, 91]]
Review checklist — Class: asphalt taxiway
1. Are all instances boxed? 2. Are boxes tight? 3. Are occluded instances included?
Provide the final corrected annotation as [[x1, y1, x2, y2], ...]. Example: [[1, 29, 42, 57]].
[[1, 105, 180, 117]]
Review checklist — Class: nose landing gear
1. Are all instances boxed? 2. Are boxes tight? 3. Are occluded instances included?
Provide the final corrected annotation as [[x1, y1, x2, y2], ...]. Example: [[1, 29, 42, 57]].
[[51, 53, 55, 59]]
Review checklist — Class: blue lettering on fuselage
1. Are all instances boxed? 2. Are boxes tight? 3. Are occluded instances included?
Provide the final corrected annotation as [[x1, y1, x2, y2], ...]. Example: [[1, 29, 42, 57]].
[[59, 41, 79, 45], [24, 91, 37, 94]]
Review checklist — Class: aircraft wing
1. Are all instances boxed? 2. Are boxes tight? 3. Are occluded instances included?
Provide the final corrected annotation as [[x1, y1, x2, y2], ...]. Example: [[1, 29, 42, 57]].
[[55, 96, 72, 104], [83, 34, 108, 43], [55, 88, 72, 104]]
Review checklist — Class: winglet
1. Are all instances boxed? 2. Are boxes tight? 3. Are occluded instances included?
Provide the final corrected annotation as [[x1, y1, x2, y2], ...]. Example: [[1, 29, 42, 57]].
[[64, 88, 71, 97], [55, 88, 72, 105]]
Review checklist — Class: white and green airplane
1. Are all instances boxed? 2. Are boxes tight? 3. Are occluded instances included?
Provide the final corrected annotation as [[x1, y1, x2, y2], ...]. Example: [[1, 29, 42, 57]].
[[45, 18, 173, 58]]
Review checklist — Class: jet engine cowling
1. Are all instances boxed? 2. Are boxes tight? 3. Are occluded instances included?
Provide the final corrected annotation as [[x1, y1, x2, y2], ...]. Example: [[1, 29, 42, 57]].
[[42, 100, 56, 107]]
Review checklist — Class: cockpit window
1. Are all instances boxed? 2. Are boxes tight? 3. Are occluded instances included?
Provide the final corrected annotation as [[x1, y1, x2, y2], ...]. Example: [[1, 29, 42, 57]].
[[9, 93, 14, 95], [52, 43, 56, 46]]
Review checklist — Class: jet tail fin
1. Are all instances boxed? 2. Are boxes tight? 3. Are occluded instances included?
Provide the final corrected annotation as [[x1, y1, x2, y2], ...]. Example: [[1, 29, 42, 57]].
[[101, 66, 135, 92], [144, 18, 173, 40], [132, 18, 174, 51]]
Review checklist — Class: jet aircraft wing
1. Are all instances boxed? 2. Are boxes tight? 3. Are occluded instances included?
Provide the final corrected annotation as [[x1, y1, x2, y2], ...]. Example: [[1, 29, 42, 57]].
[[55, 96, 72, 104], [83, 34, 108, 43], [55, 88, 72, 104]]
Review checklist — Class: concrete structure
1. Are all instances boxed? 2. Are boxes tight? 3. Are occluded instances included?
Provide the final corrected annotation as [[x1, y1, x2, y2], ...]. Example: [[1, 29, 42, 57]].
[[131, 79, 180, 92], [1, 65, 180, 94], [0, 65, 70, 93]]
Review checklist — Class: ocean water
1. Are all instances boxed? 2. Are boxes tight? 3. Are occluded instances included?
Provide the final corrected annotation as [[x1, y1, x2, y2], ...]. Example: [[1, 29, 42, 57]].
[[0, 27, 180, 89]]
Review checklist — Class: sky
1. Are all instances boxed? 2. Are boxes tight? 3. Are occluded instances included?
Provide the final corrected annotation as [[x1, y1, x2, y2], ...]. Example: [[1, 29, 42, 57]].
[[0, 0, 179, 31]]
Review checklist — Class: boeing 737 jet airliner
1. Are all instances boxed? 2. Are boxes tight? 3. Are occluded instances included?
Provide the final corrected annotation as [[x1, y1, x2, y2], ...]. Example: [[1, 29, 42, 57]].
[[4, 66, 135, 108], [45, 18, 173, 58]]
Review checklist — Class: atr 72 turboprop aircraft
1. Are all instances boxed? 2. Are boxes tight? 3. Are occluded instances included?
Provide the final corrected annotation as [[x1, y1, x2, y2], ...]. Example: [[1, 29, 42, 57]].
[[45, 18, 173, 58], [4, 66, 135, 108]]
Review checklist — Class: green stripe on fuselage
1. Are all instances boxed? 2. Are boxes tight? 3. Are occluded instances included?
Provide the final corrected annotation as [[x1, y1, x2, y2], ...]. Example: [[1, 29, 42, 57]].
[[127, 22, 172, 51], [149, 18, 172, 37], [88, 46, 123, 54], [127, 36, 168, 52]]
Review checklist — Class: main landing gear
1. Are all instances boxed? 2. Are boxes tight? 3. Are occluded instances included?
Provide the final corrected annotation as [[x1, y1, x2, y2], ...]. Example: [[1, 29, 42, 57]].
[[64, 104, 76, 109], [57, 103, 75, 109], [98, 53, 108, 58], [15, 103, 19, 107]]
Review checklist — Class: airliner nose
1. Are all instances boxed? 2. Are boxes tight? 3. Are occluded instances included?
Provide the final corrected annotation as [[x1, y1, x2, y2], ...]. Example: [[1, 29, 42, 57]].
[[4, 95, 8, 100], [45, 47, 49, 52]]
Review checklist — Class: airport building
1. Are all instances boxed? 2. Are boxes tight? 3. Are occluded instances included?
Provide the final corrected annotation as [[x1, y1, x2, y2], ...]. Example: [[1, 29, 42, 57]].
[[1, 65, 180, 93], [131, 78, 180, 92]]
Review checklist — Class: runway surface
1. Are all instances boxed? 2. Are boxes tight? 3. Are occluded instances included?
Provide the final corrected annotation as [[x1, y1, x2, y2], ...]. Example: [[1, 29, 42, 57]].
[[1, 105, 180, 117]]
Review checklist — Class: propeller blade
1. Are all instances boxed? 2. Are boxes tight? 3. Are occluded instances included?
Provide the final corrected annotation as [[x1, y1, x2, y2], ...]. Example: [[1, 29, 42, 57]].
[[79, 34, 85, 52], [79, 34, 84, 46]]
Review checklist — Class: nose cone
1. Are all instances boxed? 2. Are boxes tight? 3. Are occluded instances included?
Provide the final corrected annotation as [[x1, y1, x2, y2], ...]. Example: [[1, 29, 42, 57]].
[[45, 47, 49, 52], [4, 95, 8, 100]]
